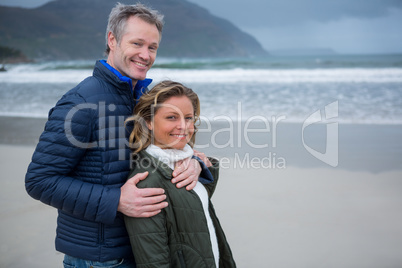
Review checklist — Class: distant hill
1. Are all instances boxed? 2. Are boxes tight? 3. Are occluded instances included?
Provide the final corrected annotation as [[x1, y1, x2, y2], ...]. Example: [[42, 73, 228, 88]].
[[0, 0, 268, 60], [269, 48, 338, 56]]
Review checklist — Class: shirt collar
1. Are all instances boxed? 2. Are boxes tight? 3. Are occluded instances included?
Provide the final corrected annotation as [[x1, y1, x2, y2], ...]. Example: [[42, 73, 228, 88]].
[[100, 60, 152, 91]]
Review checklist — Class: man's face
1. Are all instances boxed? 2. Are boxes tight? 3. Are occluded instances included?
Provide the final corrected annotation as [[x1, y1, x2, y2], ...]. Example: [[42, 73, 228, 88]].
[[107, 16, 160, 84]]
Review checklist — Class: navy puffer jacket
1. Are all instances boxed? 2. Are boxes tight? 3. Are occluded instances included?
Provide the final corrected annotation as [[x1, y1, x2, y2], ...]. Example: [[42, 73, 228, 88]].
[[25, 60, 152, 261]]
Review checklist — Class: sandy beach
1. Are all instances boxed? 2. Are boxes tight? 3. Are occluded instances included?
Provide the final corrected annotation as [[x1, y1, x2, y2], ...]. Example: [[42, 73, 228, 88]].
[[1, 116, 402, 267], [0, 144, 63, 267]]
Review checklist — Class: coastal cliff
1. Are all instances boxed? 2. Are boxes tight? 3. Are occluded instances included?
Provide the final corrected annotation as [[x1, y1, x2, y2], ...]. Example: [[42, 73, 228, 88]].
[[0, 0, 268, 60]]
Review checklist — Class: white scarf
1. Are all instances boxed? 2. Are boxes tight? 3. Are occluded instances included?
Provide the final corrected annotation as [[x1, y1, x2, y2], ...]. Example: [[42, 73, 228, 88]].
[[145, 144, 194, 170]]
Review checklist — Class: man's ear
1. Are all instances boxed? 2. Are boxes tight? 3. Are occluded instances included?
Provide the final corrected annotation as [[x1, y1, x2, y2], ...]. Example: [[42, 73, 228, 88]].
[[108, 32, 117, 50]]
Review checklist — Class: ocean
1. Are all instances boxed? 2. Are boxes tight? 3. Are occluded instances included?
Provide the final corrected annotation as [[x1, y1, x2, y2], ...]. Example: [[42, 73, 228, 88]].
[[1, 54, 402, 125]]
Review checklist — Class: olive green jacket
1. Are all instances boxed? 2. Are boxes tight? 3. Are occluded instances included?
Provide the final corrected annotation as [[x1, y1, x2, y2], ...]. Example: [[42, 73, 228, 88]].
[[125, 151, 236, 268]]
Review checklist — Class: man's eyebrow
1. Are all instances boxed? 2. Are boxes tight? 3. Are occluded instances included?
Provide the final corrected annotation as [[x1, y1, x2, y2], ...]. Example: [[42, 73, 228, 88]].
[[132, 38, 158, 45]]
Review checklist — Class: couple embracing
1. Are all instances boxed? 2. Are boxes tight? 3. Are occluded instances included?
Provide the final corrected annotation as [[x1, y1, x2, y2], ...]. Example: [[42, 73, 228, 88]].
[[25, 3, 236, 268]]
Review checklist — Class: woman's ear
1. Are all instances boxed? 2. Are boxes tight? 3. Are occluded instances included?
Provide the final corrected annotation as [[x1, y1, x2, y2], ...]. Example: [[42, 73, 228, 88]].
[[146, 120, 153, 131]]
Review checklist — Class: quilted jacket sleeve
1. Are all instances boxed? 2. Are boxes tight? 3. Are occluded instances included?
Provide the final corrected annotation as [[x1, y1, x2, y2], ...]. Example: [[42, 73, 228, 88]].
[[193, 155, 217, 185], [204, 157, 219, 198], [124, 166, 170, 268], [25, 91, 120, 224], [125, 211, 170, 268]]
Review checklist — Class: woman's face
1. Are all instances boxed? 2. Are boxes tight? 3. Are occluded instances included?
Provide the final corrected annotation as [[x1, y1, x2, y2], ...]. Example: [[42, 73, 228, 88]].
[[147, 96, 195, 150]]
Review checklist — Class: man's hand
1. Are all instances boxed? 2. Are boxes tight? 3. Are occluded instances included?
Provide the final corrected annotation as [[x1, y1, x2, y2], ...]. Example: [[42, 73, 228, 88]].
[[172, 158, 201, 191], [193, 150, 212, 167], [118, 172, 168, 218]]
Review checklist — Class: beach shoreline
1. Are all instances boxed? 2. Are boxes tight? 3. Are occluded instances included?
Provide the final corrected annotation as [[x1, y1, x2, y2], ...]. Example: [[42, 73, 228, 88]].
[[2, 116, 401, 172]]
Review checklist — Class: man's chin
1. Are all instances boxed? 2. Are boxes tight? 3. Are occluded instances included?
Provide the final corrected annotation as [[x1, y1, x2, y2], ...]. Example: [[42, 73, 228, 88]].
[[132, 73, 147, 81]]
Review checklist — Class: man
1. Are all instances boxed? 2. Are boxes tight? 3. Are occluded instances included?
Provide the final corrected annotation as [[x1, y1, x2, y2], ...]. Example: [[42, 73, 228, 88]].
[[25, 3, 215, 267]]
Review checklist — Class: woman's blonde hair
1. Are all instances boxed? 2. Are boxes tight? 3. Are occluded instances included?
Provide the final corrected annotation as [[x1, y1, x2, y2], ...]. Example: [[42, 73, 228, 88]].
[[127, 80, 200, 153]]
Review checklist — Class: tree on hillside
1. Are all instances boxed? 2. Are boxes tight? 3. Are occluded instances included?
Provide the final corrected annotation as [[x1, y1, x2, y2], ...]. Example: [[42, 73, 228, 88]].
[[0, 45, 30, 64]]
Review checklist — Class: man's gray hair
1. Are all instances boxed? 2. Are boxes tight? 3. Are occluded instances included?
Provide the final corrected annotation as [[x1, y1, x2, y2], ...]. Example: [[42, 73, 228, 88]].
[[105, 2, 164, 55]]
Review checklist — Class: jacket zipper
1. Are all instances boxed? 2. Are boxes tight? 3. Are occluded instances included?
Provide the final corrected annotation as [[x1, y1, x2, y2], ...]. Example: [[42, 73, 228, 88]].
[[178, 250, 186, 268]]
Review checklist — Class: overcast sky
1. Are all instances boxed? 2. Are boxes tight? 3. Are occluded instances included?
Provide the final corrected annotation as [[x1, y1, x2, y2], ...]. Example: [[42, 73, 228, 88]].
[[1, 0, 401, 54]]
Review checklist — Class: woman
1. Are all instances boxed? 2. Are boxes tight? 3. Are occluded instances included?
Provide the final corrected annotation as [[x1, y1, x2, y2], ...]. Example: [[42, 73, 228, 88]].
[[125, 80, 236, 267]]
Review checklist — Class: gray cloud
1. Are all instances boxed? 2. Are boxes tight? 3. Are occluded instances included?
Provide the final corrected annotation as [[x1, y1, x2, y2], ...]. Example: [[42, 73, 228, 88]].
[[0, 0, 50, 8], [187, 0, 402, 54], [188, 0, 402, 27]]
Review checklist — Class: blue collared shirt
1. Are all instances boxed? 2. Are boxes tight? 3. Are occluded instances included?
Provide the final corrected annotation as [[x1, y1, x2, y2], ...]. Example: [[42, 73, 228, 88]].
[[100, 59, 152, 104]]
